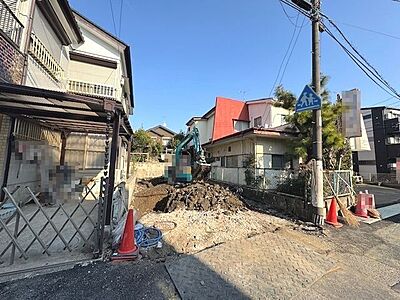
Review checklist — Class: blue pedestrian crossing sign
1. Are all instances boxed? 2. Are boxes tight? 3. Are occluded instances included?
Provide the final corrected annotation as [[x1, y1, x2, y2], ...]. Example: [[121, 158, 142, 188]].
[[295, 85, 322, 113]]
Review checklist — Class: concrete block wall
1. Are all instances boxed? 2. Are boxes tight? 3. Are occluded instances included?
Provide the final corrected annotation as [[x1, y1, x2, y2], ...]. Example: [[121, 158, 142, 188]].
[[0, 31, 24, 84], [242, 187, 314, 222]]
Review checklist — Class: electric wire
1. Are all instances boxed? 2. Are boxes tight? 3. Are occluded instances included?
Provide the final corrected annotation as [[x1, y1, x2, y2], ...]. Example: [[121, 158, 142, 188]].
[[118, 0, 124, 37], [109, 0, 118, 36], [322, 24, 400, 100], [320, 14, 400, 99], [278, 16, 307, 85], [268, 13, 300, 97]]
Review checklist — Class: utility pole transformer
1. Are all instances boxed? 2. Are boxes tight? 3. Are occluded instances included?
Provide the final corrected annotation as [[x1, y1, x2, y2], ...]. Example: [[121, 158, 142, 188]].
[[311, 0, 325, 225]]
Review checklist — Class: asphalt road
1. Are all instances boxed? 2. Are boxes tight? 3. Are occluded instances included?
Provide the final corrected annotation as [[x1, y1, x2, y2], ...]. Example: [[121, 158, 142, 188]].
[[0, 260, 179, 300], [355, 184, 400, 208]]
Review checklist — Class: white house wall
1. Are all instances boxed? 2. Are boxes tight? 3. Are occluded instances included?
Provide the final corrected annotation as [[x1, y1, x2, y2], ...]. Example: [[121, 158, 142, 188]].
[[248, 103, 289, 128], [248, 102, 266, 127], [73, 26, 120, 61], [26, 56, 64, 91], [32, 8, 63, 61], [206, 115, 214, 143], [255, 137, 291, 168], [68, 60, 117, 86]]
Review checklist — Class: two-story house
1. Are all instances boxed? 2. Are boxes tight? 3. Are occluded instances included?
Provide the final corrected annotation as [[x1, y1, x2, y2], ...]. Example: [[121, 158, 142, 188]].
[[186, 96, 298, 188], [0, 0, 133, 227]]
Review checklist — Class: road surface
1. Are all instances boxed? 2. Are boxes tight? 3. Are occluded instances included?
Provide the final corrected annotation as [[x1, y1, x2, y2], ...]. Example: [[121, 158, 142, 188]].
[[355, 184, 400, 208]]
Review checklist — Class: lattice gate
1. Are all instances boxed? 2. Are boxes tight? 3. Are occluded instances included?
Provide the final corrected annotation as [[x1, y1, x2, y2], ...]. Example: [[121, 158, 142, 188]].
[[0, 181, 103, 270]]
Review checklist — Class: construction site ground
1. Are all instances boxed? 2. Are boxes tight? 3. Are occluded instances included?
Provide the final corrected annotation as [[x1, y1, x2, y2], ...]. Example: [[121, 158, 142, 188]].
[[1, 179, 400, 299]]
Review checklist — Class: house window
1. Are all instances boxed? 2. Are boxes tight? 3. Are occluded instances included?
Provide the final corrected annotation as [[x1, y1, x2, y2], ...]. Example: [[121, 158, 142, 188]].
[[254, 116, 262, 127], [221, 156, 226, 167], [363, 114, 372, 120], [233, 120, 249, 132], [272, 155, 285, 170], [228, 146, 231, 152], [226, 155, 239, 168]]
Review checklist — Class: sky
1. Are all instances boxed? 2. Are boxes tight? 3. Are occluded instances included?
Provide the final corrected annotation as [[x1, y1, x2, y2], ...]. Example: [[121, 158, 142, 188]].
[[70, 0, 400, 133]]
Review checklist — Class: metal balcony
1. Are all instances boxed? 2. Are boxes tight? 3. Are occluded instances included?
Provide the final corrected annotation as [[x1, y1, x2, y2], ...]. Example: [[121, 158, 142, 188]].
[[0, 0, 23, 46], [67, 80, 116, 99], [28, 33, 64, 81]]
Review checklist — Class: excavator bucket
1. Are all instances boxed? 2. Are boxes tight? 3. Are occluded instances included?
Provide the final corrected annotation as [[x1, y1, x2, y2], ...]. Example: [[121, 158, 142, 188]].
[[192, 161, 211, 180]]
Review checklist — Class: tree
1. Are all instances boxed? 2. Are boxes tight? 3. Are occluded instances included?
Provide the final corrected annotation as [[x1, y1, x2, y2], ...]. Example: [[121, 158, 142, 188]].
[[132, 129, 163, 158], [274, 75, 351, 170], [168, 131, 186, 150]]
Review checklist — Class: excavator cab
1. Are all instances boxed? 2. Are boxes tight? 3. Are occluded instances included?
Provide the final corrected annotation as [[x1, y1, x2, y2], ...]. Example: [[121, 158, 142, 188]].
[[165, 128, 211, 183]]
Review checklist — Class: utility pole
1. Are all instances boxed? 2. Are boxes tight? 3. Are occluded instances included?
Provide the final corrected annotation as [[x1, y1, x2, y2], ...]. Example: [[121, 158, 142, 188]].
[[291, 0, 324, 224], [311, 0, 324, 225]]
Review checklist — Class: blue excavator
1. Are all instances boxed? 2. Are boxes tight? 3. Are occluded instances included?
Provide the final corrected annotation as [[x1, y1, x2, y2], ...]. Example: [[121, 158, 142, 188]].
[[165, 127, 211, 183]]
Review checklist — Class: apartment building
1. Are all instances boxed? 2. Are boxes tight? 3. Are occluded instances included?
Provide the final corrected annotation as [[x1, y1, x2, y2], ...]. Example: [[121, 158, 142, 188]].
[[354, 106, 400, 182]]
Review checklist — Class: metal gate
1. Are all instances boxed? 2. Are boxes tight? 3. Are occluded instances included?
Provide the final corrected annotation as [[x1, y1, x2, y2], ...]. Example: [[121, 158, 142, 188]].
[[0, 181, 101, 271]]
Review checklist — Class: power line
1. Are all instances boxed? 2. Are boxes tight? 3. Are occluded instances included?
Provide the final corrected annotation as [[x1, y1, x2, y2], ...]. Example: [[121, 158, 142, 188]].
[[268, 13, 300, 97], [339, 22, 400, 41], [279, 0, 303, 28], [109, 0, 117, 36], [118, 0, 124, 37], [278, 16, 307, 85], [279, 0, 311, 19], [321, 14, 400, 99], [321, 22, 400, 100]]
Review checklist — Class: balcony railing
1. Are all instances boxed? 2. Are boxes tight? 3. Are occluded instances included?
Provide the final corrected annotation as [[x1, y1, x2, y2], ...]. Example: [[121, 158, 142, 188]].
[[28, 33, 63, 81], [67, 80, 116, 99], [0, 0, 23, 46]]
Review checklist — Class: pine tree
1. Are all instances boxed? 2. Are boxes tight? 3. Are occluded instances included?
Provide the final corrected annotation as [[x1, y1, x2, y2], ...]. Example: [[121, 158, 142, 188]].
[[274, 75, 351, 170]]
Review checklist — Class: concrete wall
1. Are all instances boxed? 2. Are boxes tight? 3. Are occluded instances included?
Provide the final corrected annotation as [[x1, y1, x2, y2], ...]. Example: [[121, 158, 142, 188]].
[[133, 161, 166, 179], [210, 167, 247, 185], [242, 187, 313, 221]]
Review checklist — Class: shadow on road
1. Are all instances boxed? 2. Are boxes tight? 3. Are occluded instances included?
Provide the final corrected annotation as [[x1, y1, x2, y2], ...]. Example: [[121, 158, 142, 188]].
[[0, 239, 251, 300]]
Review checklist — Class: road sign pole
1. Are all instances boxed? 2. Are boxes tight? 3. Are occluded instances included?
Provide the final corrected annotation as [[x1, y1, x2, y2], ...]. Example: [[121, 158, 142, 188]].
[[311, 0, 325, 225]]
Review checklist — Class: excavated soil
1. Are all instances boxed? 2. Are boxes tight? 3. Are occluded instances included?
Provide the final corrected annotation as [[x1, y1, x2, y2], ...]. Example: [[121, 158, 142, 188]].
[[133, 179, 245, 217]]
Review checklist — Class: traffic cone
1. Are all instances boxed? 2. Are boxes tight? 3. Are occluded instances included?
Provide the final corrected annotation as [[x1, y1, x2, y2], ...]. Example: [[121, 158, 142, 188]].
[[355, 193, 369, 218], [325, 197, 343, 228], [112, 209, 139, 261]]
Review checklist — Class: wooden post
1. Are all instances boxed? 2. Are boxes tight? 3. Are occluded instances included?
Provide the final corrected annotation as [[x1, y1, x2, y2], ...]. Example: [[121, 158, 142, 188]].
[[105, 112, 120, 225], [126, 138, 132, 178], [60, 131, 67, 166], [83, 133, 88, 170]]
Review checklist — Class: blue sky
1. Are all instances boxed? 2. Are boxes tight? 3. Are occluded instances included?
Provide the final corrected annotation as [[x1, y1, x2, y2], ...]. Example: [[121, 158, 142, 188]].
[[70, 0, 400, 133]]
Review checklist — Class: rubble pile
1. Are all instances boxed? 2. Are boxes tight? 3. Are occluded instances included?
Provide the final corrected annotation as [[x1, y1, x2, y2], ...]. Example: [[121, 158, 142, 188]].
[[158, 181, 245, 213]]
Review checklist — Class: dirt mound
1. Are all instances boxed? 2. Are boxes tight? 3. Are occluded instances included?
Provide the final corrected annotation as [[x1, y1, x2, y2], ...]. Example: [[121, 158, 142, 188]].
[[156, 181, 245, 213]]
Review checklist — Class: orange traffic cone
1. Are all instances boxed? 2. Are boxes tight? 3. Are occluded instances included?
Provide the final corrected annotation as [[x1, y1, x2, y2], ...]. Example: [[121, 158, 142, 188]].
[[355, 193, 369, 218], [112, 209, 139, 261], [325, 197, 343, 228]]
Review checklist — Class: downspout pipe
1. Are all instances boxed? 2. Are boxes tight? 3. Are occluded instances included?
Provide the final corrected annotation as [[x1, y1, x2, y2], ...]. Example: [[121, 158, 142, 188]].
[[21, 0, 36, 85]]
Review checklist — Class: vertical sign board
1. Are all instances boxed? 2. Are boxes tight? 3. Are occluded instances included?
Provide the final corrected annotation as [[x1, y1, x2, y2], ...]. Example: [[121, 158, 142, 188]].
[[295, 85, 322, 113], [342, 89, 362, 138], [397, 158, 400, 184]]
